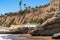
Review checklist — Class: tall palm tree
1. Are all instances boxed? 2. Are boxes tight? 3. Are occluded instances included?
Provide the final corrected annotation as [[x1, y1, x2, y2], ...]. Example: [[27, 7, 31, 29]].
[[24, 4, 26, 8], [28, 6, 31, 10], [19, 0, 22, 11], [31, 7, 34, 13], [28, 6, 31, 13], [24, 4, 27, 13]]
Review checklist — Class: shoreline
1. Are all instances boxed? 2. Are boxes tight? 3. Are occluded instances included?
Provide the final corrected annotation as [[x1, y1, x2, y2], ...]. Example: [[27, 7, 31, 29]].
[[11, 34, 53, 40]]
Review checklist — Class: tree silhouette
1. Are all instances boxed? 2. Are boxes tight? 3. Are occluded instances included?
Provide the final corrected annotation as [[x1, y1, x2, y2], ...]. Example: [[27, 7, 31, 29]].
[[19, 0, 22, 11], [28, 6, 31, 13], [24, 4, 26, 8], [24, 4, 28, 13]]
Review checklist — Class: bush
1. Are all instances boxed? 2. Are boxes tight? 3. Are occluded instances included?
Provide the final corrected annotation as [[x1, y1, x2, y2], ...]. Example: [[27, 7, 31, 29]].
[[28, 18, 44, 24]]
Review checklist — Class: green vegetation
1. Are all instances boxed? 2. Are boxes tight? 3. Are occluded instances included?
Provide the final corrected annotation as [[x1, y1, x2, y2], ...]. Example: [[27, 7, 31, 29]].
[[29, 19, 44, 24], [5, 12, 18, 16], [0, 0, 50, 27], [3, 0, 50, 16], [25, 18, 44, 24], [12, 22, 16, 25]]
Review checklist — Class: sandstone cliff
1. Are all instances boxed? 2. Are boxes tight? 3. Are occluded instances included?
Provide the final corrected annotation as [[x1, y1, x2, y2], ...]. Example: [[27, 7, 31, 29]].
[[0, 0, 60, 35], [30, 0, 60, 36], [0, 2, 50, 27], [0, 0, 58, 28]]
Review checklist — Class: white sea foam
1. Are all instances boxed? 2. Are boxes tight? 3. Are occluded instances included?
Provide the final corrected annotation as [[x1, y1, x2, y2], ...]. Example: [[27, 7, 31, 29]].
[[0, 34, 12, 40]]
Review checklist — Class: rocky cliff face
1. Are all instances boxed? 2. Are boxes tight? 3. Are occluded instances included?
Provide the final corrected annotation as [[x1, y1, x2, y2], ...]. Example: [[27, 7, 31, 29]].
[[0, 7, 47, 27], [30, 0, 60, 35], [0, 0, 59, 28]]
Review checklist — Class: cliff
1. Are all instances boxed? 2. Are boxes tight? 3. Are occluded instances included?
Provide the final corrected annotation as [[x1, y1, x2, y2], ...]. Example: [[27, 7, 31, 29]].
[[0, 7, 47, 27], [30, 0, 60, 36], [0, 0, 58, 28]]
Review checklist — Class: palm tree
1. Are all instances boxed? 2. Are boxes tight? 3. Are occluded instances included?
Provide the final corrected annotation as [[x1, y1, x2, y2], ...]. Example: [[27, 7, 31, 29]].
[[24, 4, 28, 13], [19, 0, 22, 11], [28, 6, 31, 13], [28, 6, 31, 9], [24, 4, 26, 8], [31, 7, 35, 14]]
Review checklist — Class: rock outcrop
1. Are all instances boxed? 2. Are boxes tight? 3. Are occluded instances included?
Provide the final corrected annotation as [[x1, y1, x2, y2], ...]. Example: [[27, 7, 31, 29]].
[[30, 0, 60, 36], [0, 0, 54, 27], [0, 0, 60, 35]]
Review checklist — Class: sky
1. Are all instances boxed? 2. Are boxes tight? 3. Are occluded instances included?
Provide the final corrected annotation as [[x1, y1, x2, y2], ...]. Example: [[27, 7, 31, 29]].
[[0, 0, 51, 15]]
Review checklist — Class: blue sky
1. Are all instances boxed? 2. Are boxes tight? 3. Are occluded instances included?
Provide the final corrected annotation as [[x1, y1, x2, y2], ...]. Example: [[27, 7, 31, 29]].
[[0, 0, 51, 14]]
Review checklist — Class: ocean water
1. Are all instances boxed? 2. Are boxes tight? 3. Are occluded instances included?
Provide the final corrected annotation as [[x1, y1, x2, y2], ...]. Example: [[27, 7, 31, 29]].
[[0, 34, 44, 40], [0, 34, 28, 40], [0, 34, 12, 40], [0, 34, 59, 40]]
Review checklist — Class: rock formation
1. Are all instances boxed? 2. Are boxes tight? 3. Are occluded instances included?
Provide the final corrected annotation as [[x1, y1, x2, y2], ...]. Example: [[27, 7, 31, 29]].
[[0, 0, 60, 35], [0, 1, 50, 27], [30, 0, 60, 36]]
